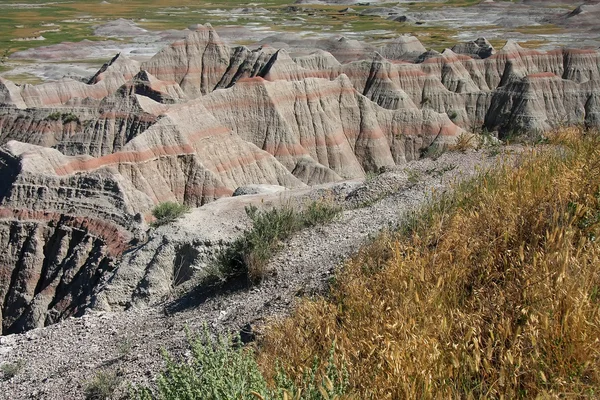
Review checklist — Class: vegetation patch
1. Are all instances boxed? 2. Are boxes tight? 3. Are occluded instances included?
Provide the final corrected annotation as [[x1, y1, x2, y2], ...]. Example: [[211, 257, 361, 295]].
[[84, 370, 121, 400], [151, 201, 190, 227], [1, 360, 24, 381], [217, 200, 342, 283], [132, 328, 350, 400], [257, 127, 600, 398], [45, 112, 80, 123]]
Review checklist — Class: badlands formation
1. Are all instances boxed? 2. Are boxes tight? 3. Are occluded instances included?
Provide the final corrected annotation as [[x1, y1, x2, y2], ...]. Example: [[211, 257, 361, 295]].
[[0, 20, 600, 339]]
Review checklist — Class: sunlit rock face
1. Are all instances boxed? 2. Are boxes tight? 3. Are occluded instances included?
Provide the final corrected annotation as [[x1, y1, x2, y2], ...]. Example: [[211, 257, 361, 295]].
[[1, 24, 599, 333]]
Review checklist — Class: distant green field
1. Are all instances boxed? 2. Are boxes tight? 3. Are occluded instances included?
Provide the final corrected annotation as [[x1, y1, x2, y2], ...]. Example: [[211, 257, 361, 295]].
[[0, 0, 567, 76], [0, 0, 527, 57]]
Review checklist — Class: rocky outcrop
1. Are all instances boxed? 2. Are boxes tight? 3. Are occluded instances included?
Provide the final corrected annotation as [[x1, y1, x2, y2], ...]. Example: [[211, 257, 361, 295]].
[[0, 54, 140, 110], [200, 75, 460, 182], [1, 24, 600, 333], [0, 141, 148, 334], [379, 35, 428, 61], [143, 24, 232, 97], [451, 37, 495, 59]]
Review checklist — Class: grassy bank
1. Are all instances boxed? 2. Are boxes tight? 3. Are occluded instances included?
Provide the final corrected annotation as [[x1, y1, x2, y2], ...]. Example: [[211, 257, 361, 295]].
[[257, 127, 600, 398], [134, 127, 600, 399]]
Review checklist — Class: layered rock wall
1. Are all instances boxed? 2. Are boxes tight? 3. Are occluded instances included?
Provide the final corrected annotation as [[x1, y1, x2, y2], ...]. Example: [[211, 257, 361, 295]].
[[1, 24, 599, 333]]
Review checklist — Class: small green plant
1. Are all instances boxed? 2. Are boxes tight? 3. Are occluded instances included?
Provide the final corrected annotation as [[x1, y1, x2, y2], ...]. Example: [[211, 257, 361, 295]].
[[46, 111, 62, 121], [407, 169, 421, 185], [447, 110, 458, 121], [1, 360, 24, 381], [302, 200, 342, 227], [425, 164, 457, 178], [133, 328, 267, 400], [84, 370, 121, 400], [364, 170, 378, 182], [61, 113, 79, 124], [117, 337, 133, 359], [132, 328, 350, 400], [270, 343, 351, 400], [46, 112, 80, 123], [151, 202, 190, 227], [217, 200, 341, 283]]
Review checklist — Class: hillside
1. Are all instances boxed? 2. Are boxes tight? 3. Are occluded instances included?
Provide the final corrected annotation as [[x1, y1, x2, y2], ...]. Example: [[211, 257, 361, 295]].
[[0, 2, 599, 398]]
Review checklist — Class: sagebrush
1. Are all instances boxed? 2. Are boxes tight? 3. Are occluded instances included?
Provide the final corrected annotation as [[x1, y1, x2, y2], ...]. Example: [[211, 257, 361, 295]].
[[1, 360, 24, 381]]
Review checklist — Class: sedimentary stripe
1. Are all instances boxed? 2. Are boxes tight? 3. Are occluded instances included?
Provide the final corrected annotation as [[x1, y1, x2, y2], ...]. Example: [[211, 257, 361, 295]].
[[0, 207, 129, 257]]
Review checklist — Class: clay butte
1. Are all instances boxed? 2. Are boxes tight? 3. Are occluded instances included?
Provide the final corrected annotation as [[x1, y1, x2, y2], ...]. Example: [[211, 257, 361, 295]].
[[1, 24, 599, 334]]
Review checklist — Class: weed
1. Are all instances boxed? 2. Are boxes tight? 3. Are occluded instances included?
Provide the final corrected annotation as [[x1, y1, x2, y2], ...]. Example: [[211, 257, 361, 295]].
[[364, 170, 378, 182], [151, 202, 190, 227], [61, 113, 79, 124], [406, 169, 421, 185], [447, 109, 458, 121], [46, 111, 62, 121], [117, 337, 133, 359], [355, 191, 392, 209], [84, 370, 121, 400], [302, 200, 342, 228], [421, 143, 446, 160], [449, 132, 475, 152], [425, 164, 457, 178], [133, 328, 267, 400], [1, 360, 24, 381], [132, 328, 351, 400], [217, 200, 342, 283], [45, 112, 80, 123]]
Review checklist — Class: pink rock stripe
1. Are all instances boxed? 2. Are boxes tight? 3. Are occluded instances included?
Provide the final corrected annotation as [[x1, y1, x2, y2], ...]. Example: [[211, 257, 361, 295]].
[[0, 207, 130, 257]]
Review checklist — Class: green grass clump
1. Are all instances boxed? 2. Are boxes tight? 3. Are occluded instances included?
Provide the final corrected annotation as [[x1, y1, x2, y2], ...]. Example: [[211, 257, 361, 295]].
[[1, 360, 24, 381], [151, 202, 190, 227], [218, 200, 342, 283], [132, 328, 351, 400], [61, 113, 79, 124], [84, 370, 121, 400], [45, 112, 80, 123], [46, 111, 62, 121]]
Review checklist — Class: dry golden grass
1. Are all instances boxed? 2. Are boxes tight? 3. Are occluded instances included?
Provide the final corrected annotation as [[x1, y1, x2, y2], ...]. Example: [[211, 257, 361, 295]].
[[257, 127, 600, 399]]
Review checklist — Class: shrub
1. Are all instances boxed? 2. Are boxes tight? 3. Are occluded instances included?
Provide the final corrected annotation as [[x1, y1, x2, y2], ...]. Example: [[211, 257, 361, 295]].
[[133, 328, 268, 400], [151, 202, 190, 227], [257, 127, 600, 398], [217, 200, 342, 283], [84, 371, 121, 400], [364, 170, 378, 182], [61, 113, 79, 124], [45, 112, 79, 123], [302, 200, 342, 227], [421, 143, 446, 160], [46, 111, 62, 121]]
